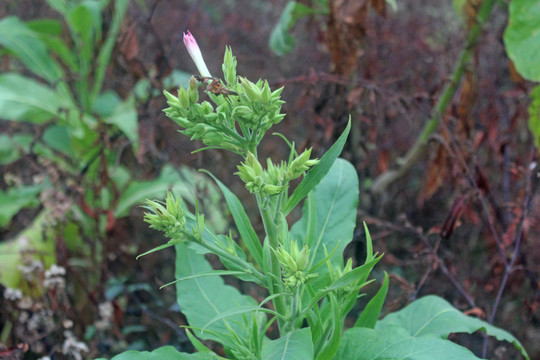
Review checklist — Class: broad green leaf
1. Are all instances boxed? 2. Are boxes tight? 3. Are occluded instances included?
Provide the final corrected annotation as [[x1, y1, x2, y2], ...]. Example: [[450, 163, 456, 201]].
[[26, 19, 63, 35], [0, 17, 63, 82], [336, 326, 481, 360], [0, 73, 71, 124], [0, 184, 46, 228], [290, 157, 359, 290], [115, 165, 193, 218], [103, 346, 219, 360], [377, 295, 530, 360], [43, 125, 73, 156], [504, 0, 540, 81], [284, 119, 351, 215], [261, 328, 313, 360], [269, 1, 319, 56], [105, 96, 139, 152], [354, 272, 389, 329], [175, 242, 260, 349], [203, 171, 263, 268], [0, 134, 33, 165], [163, 69, 193, 90], [528, 85, 540, 149]]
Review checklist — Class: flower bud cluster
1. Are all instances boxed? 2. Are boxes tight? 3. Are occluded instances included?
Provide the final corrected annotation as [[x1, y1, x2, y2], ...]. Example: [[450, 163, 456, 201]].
[[274, 241, 317, 287], [163, 44, 286, 155], [236, 149, 319, 195], [143, 192, 186, 239], [329, 258, 358, 296]]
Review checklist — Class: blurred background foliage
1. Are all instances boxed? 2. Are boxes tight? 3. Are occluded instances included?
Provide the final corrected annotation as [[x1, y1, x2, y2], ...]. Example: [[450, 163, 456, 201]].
[[0, 0, 538, 359]]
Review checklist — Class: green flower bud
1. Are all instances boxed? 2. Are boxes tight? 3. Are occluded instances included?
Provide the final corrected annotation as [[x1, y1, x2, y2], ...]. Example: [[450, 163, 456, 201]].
[[261, 80, 271, 103], [203, 131, 224, 146], [188, 76, 199, 103], [288, 148, 319, 180], [222, 46, 237, 87], [143, 192, 186, 239], [178, 87, 189, 108], [164, 89, 180, 106], [240, 77, 261, 102]]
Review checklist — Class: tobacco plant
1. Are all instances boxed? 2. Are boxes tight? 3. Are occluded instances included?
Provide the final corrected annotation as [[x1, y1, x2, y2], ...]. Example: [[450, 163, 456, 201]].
[[104, 32, 529, 360]]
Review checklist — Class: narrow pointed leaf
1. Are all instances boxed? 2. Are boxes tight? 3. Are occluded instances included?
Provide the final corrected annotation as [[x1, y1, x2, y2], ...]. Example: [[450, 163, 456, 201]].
[[284, 119, 351, 215], [354, 272, 389, 329], [202, 170, 263, 268]]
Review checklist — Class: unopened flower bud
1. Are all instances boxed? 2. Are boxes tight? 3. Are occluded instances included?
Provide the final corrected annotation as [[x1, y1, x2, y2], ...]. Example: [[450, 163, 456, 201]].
[[183, 31, 212, 77]]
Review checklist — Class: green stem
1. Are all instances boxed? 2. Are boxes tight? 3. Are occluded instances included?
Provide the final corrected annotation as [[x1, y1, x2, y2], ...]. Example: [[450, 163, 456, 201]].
[[370, 0, 496, 194], [257, 194, 287, 332], [187, 231, 267, 285]]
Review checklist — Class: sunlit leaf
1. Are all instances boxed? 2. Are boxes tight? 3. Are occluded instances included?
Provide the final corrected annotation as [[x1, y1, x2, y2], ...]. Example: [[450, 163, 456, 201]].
[[504, 0, 540, 81], [377, 295, 530, 360]]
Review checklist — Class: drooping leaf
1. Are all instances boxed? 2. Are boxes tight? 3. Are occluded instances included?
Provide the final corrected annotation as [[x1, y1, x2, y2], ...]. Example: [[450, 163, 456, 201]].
[[175, 242, 262, 349], [336, 326, 481, 360], [285, 119, 350, 215], [504, 0, 540, 81], [0, 73, 71, 124], [290, 158, 359, 290], [377, 295, 529, 360], [261, 328, 313, 360], [101, 346, 219, 360], [0, 17, 63, 82]]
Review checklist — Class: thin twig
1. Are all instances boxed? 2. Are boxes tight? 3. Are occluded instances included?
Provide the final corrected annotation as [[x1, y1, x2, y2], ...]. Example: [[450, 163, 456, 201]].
[[481, 147, 537, 357], [370, 0, 497, 194]]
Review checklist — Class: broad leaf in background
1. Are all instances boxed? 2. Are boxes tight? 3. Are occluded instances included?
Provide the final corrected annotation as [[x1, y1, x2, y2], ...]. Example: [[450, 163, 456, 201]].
[[0, 16, 63, 83], [98, 346, 220, 360], [528, 85, 540, 149], [105, 96, 139, 152], [504, 0, 540, 81], [0, 74, 71, 124], [115, 166, 194, 218], [261, 328, 313, 360], [336, 325, 481, 360], [269, 1, 321, 56], [290, 158, 359, 289], [0, 184, 46, 228], [0, 134, 33, 165], [377, 295, 530, 360], [175, 243, 262, 349]]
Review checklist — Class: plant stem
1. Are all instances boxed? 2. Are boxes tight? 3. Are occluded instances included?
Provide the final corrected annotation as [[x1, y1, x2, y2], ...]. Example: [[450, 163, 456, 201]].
[[370, 0, 497, 194], [257, 194, 287, 332]]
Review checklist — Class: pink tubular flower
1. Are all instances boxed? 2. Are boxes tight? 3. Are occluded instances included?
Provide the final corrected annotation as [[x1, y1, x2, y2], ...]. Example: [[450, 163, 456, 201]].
[[183, 30, 212, 78]]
